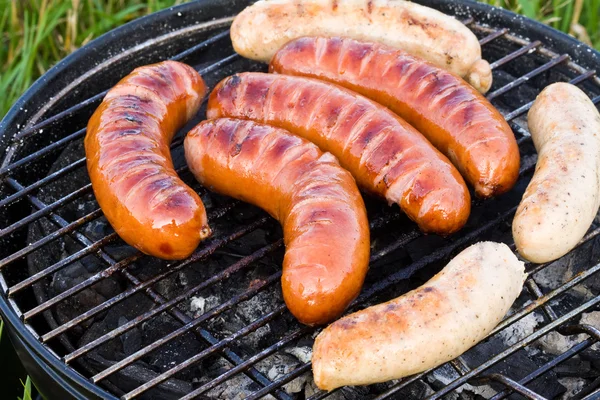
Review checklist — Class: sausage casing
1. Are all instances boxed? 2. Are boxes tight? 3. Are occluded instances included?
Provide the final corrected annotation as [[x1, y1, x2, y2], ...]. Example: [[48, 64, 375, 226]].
[[513, 83, 600, 263], [85, 61, 210, 260], [270, 37, 520, 198], [312, 241, 526, 390], [207, 73, 470, 235], [184, 118, 370, 325], [231, 0, 492, 92]]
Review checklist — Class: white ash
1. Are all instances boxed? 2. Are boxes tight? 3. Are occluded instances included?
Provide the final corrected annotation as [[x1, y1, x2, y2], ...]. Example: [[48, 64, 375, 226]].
[[257, 354, 307, 395], [267, 364, 308, 394], [189, 295, 220, 317], [498, 311, 543, 346], [558, 377, 586, 399], [285, 346, 312, 364], [537, 331, 587, 355]]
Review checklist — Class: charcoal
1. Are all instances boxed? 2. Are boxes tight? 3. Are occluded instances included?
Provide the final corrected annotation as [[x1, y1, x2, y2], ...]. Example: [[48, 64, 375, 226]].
[[581, 349, 600, 371], [555, 358, 592, 378], [119, 316, 143, 356]]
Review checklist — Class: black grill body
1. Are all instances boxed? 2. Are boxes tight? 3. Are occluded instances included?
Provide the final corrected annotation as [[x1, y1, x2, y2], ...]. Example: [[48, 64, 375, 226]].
[[0, 1, 599, 399]]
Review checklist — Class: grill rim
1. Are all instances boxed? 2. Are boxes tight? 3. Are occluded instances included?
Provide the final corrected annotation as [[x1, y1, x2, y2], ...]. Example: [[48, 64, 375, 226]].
[[1, 0, 600, 399]]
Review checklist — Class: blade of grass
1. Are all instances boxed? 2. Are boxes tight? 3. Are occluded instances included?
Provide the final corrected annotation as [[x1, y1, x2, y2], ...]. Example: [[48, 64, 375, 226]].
[[18, 377, 33, 400]]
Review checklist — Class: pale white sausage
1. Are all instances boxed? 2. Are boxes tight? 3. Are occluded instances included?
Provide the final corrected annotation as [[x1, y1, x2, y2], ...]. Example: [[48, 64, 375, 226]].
[[312, 241, 526, 390], [230, 0, 492, 93], [513, 82, 600, 263]]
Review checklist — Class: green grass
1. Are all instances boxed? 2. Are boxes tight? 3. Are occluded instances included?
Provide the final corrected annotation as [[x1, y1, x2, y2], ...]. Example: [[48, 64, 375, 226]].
[[0, 0, 187, 118], [18, 377, 33, 400], [482, 0, 600, 47]]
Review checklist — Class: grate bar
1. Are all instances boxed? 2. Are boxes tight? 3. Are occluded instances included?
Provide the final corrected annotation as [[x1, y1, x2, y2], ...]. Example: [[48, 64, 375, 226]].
[[491, 233, 600, 335], [76, 240, 281, 370], [503, 70, 597, 121], [426, 296, 600, 399], [489, 40, 541, 70], [0, 179, 91, 238], [484, 374, 547, 400], [0, 128, 86, 179], [24, 252, 142, 320], [16, 189, 290, 400], [0, 208, 102, 270], [87, 269, 280, 374], [245, 362, 313, 400], [180, 327, 311, 400], [14, 29, 231, 141], [369, 372, 430, 400], [479, 28, 508, 46], [487, 54, 570, 101], [0, 158, 86, 209], [8, 232, 118, 295], [41, 215, 267, 342], [490, 336, 595, 400], [526, 278, 558, 321], [123, 305, 288, 400]]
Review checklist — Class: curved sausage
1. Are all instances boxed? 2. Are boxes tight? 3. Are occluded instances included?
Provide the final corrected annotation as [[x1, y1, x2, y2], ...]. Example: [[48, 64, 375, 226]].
[[231, 0, 492, 93], [513, 83, 600, 263], [184, 118, 370, 325], [207, 73, 471, 235], [312, 241, 526, 390], [270, 37, 520, 198], [85, 60, 210, 260]]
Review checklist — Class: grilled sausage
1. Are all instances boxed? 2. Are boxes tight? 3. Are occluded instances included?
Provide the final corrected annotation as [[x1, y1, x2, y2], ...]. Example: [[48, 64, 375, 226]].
[[231, 0, 492, 93], [85, 61, 210, 260], [513, 83, 600, 263], [184, 118, 370, 325], [312, 241, 526, 390], [207, 73, 470, 235], [270, 37, 520, 198]]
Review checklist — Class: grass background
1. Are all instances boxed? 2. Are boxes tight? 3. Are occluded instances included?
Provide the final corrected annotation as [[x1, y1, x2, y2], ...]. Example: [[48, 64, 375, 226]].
[[0, 0, 599, 398]]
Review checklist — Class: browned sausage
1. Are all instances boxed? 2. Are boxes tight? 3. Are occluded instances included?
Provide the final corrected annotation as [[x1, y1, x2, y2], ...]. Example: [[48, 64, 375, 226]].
[[184, 118, 370, 325], [270, 37, 520, 198], [207, 73, 471, 235], [85, 60, 210, 260]]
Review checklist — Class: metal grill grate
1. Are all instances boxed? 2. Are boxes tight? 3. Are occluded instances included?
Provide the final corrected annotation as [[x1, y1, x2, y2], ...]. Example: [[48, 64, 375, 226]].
[[1, 4, 600, 400]]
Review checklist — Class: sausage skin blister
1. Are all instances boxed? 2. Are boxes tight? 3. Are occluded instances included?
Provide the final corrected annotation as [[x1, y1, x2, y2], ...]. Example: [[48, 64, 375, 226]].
[[312, 241, 526, 390], [231, 0, 492, 93], [207, 73, 471, 235], [513, 83, 600, 263], [271, 37, 520, 198], [86, 61, 210, 260], [184, 118, 370, 325]]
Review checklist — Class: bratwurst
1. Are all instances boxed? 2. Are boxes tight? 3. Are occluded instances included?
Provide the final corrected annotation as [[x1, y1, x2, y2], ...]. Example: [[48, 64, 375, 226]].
[[207, 73, 471, 235], [312, 241, 526, 390], [231, 0, 492, 93], [184, 118, 370, 325], [270, 37, 520, 198], [85, 60, 210, 260], [513, 83, 600, 263]]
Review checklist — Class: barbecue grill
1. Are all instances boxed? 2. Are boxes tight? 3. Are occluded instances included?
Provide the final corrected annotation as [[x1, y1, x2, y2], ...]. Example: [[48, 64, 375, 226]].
[[1, 0, 599, 399]]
